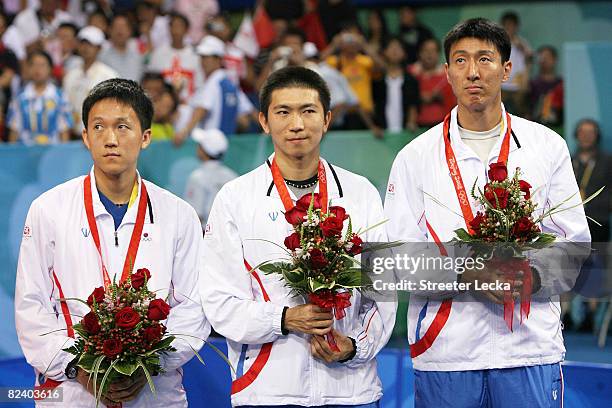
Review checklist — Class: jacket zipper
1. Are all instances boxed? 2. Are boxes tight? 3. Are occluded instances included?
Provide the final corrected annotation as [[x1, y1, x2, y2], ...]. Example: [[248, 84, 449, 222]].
[[114, 230, 118, 247]]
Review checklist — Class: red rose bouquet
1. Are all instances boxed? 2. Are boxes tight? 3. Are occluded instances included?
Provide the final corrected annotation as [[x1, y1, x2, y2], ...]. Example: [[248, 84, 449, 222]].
[[256, 193, 394, 351], [63, 268, 175, 405]]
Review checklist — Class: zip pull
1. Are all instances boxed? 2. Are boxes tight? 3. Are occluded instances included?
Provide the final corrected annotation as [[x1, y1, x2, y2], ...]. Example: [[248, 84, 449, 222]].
[[114, 230, 118, 247]]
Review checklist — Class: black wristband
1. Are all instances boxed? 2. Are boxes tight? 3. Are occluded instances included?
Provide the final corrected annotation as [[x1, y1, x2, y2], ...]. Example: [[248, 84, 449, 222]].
[[281, 306, 289, 335], [64, 357, 79, 379], [338, 337, 357, 363]]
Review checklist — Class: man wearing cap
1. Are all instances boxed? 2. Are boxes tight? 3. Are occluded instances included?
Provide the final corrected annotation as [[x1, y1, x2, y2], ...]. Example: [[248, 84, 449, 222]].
[[184, 128, 237, 225], [63, 26, 117, 132], [173, 35, 254, 145]]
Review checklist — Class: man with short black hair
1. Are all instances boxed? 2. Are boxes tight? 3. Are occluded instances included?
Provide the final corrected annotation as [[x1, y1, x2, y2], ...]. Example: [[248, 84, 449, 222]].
[[201, 66, 396, 407], [385, 18, 589, 407], [15, 78, 209, 407]]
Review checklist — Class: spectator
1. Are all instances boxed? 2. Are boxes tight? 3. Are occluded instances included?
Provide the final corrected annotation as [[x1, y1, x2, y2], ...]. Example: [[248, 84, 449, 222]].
[[206, 14, 255, 90], [174, 36, 254, 145], [12, 0, 72, 51], [87, 8, 110, 36], [1, 9, 26, 62], [135, 1, 169, 56], [303, 41, 381, 138], [8, 50, 72, 144], [322, 26, 384, 131], [500, 11, 533, 116], [363, 9, 389, 55], [408, 37, 455, 128], [63, 26, 117, 131], [255, 27, 307, 90], [148, 12, 203, 102], [141, 71, 166, 100], [372, 37, 419, 133], [0, 11, 19, 141], [99, 13, 144, 82], [184, 128, 237, 225], [398, 6, 434, 64], [174, 0, 219, 45], [529, 45, 563, 125], [151, 82, 179, 141], [46, 22, 81, 81]]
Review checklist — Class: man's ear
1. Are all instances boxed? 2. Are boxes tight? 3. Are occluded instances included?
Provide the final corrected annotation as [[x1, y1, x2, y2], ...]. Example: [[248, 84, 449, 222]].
[[444, 62, 449, 82], [82, 128, 91, 150], [323, 110, 332, 133], [502, 60, 512, 82], [258, 112, 270, 134], [141, 128, 152, 150]]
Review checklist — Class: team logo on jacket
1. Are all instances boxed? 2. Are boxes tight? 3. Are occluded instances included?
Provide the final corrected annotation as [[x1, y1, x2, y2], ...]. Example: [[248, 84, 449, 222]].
[[23, 225, 32, 239], [205, 223, 212, 235], [268, 211, 279, 221], [387, 183, 395, 195], [81, 228, 90, 237], [141, 232, 152, 242]]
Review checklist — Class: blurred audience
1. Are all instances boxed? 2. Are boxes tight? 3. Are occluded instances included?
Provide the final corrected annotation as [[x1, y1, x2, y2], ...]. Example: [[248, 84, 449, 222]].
[[8, 50, 72, 144], [151, 82, 179, 141], [529, 45, 563, 126], [0, 12, 19, 141], [500, 11, 533, 116], [63, 25, 117, 131], [372, 37, 419, 133], [99, 13, 143, 82], [12, 0, 72, 52], [408, 37, 455, 128], [398, 6, 433, 64], [363, 9, 389, 55]]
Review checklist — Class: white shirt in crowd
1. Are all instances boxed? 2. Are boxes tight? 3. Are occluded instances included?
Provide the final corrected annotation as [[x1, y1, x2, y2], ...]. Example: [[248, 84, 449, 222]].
[[385, 75, 404, 133], [148, 44, 204, 102]]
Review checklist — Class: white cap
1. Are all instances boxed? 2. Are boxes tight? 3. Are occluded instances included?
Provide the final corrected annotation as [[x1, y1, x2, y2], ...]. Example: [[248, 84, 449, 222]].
[[192, 128, 229, 157], [77, 26, 105, 46], [196, 35, 226, 57], [303, 42, 319, 59]]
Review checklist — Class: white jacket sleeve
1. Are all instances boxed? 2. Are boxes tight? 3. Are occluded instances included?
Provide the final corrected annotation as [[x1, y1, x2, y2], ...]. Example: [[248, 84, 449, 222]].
[[200, 186, 285, 344], [14, 199, 75, 381], [162, 204, 211, 371], [345, 182, 396, 368]]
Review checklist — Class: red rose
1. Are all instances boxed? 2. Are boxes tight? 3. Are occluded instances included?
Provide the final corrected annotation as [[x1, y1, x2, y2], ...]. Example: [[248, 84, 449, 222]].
[[296, 193, 322, 211], [348, 234, 363, 255], [488, 162, 508, 182], [87, 286, 105, 306], [469, 212, 486, 236], [320, 216, 344, 237], [284, 207, 307, 225], [131, 268, 151, 290], [115, 306, 141, 330], [284, 232, 301, 251], [329, 206, 348, 221], [147, 299, 171, 321], [143, 324, 164, 344], [519, 180, 532, 200], [309, 248, 328, 269], [485, 186, 509, 209], [512, 217, 535, 238], [82, 312, 101, 335], [102, 338, 123, 359]]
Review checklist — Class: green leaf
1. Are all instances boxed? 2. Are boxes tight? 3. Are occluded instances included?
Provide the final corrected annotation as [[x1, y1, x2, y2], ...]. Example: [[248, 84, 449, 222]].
[[113, 360, 139, 376], [259, 262, 290, 274], [137, 358, 156, 398], [148, 336, 175, 354], [90, 355, 105, 404], [309, 278, 328, 292], [77, 353, 97, 372], [454, 228, 476, 241], [97, 358, 120, 408]]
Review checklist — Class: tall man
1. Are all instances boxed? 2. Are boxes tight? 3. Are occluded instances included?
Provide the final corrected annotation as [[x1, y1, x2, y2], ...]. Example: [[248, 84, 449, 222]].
[[201, 66, 396, 407], [15, 79, 209, 407], [385, 19, 589, 407]]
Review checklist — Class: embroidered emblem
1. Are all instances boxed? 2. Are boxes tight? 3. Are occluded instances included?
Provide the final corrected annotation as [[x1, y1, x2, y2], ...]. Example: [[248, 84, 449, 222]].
[[81, 228, 90, 237], [268, 211, 279, 221]]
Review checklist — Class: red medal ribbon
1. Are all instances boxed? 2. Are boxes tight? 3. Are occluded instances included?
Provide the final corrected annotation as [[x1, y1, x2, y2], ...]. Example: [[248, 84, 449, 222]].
[[84, 174, 149, 288], [270, 158, 328, 213]]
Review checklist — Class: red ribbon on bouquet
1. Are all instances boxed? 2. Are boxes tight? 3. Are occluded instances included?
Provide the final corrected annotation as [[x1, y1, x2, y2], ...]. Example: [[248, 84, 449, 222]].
[[309, 290, 352, 352], [490, 258, 532, 332]]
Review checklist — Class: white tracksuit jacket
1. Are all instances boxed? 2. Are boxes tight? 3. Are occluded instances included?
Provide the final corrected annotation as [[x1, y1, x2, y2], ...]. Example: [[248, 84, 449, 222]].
[[15, 169, 210, 407], [384, 106, 590, 371], [200, 157, 397, 406]]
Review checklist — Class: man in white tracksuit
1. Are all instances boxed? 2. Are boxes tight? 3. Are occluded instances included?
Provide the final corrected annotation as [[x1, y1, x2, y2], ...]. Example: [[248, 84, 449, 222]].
[[201, 66, 396, 407], [384, 19, 590, 407], [15, 78, 209, 407]]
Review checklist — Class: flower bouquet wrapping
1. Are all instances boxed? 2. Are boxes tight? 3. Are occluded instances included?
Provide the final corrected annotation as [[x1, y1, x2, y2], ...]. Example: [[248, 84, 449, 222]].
[[255, 193, 395, 351], [62, 268, 176, 406]]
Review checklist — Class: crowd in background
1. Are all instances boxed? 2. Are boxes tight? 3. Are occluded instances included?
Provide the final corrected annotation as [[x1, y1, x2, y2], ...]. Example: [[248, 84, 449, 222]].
[[0, 1, 566, 146]]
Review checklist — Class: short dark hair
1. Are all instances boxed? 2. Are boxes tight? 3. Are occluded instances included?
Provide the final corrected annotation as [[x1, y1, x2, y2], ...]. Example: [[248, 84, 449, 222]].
[[58, 22, 79, 36], [500, 11, 519, 26], [574, 118, 601, 145], [168, 11, 190, 29], [443, 18, 511, 63], [82, 78, 154, 131], [259, 66, 330, 119], [537, 45, 557, 59], [27, 50, 53, 68], [281, 27, 307, 44], [160, 82, 179, 113]]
